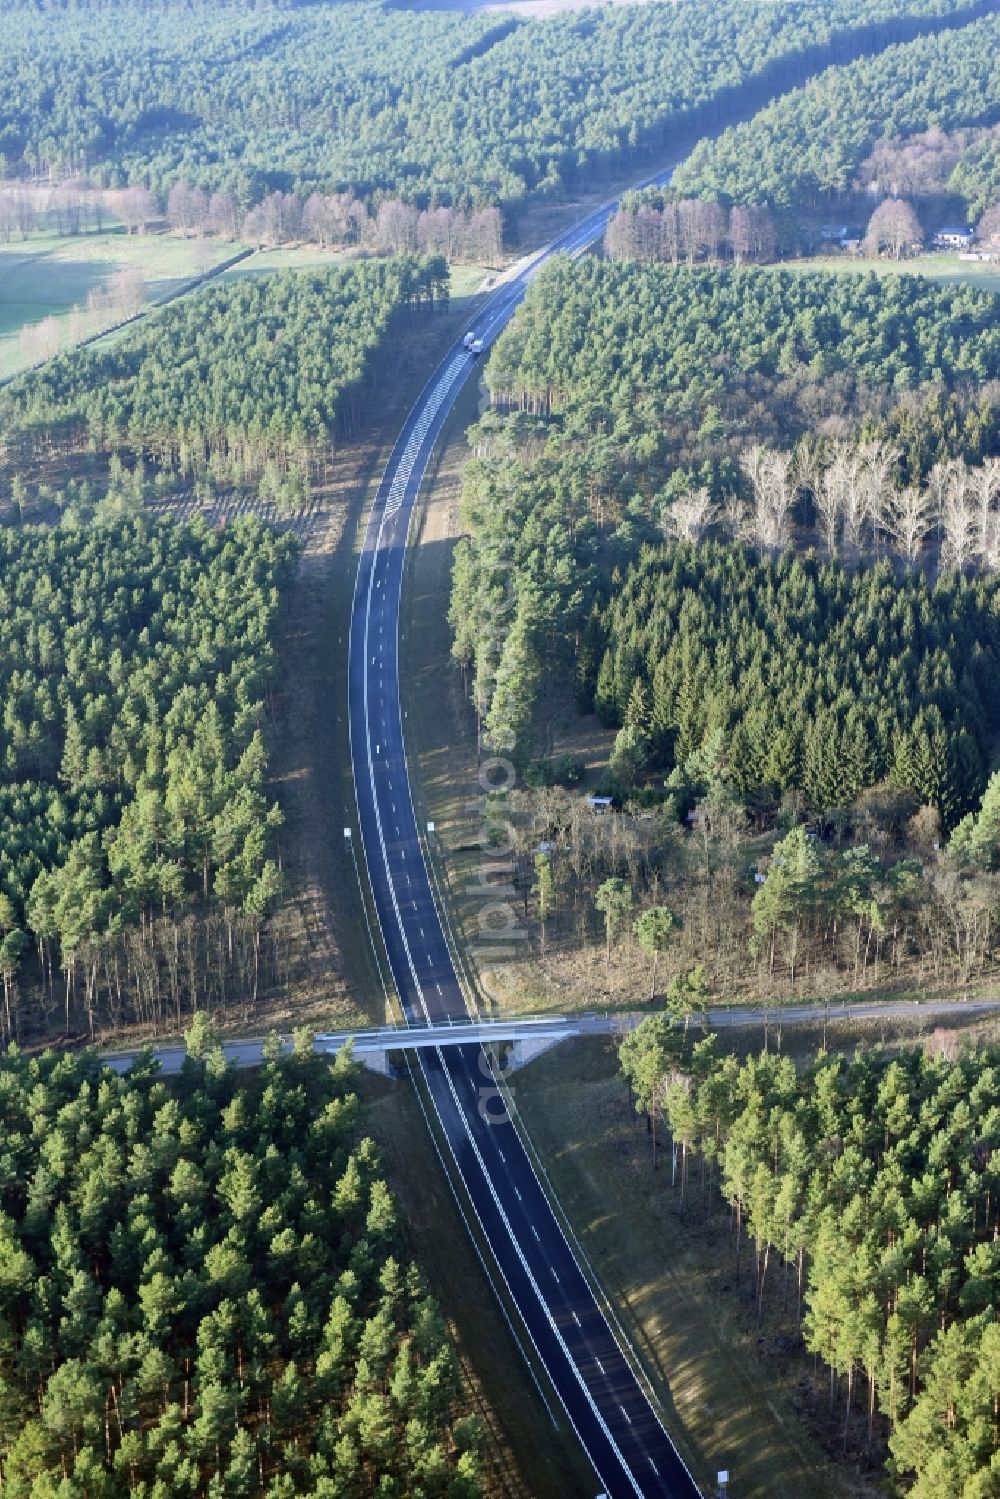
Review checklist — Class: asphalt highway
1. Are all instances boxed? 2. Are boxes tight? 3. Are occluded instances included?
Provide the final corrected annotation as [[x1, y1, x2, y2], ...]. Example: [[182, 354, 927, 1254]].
[[344, 136, 1000, 1494], [346, 176, 706, 1499]]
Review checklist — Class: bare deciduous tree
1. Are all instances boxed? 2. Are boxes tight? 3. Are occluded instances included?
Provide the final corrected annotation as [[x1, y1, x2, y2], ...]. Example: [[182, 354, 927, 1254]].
[[678, 198, 702, 264], [729, 205, 753, 266], [208, 190, 241, 239], [20, 315, 62, 365], [663, 487, 717, 543], [970, 455, 1000, 559], [812, 443, 868, 554], [863, 197, 922, 260], [939, 461, 977, 572], [858, 440, 902, 553], [108, 266, 145, 319], [882, 484, 935, 564], [167, 182, 209, 236], [976, 203, 1000, 246], [373, 198, 418, 254], [856, 127, 973, 200], [118, 185, 157, 235], [50, 185, 83, 235], [739, 445, 796, 551]]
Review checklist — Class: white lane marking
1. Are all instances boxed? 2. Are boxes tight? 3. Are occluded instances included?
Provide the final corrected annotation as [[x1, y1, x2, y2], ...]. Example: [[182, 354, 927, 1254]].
[[497, 1149, 506, 1163], [572, 1312, 581, 1327], [383, 352, 467, 518], [531, 1226, 539, 1239], [620, 1406, 631, 1426], [595, 1358, 605, 1375], [649, 1460, 659, 1477], [353, 259, 685, 1499], [551, 1270, 560, 1284]]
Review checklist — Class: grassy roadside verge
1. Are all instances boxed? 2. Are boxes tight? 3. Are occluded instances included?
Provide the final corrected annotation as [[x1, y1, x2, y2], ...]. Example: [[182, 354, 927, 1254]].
[[509, 1011, 1000, 1498], [266, 292, 492, 1035], [511, 1033, 849, 1499], [358, 1064, 600, 1498]]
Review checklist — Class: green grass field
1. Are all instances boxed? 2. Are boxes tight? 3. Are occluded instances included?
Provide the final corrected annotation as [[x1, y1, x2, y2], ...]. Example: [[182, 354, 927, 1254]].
[[0, 229, 494, 381], [224, 246, 494, 303], [0, 227, 243, 379], [448, 261, 495, 300], [787, 251, 1000, 295], [220, 244, 350, 280]]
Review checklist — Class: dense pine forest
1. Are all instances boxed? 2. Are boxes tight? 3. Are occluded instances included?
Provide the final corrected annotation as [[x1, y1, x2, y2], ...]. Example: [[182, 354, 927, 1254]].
[[584, 542, 1000, 825], [0, 0, 991, 221], [671, 14, 1000, 229], [0, 517, 296, 1043], [3, 0, 1000, 1489], [0, 258, 446, 500], [618, 1027, 1000, 1494], [0, 1034, 480, 1496], [487, 259, 1000, 410], [454, 257, 1000, 765], [450, 250, 1000, 1008]]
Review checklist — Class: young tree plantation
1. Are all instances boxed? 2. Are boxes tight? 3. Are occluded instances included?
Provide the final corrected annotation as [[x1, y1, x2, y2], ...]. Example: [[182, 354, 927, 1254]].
[[586, 541, 1000, 825]]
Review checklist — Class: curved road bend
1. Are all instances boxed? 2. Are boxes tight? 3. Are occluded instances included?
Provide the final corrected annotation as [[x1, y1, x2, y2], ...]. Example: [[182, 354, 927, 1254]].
[[344, 40, 1000, 1472], [348, 187, 703, 1498]]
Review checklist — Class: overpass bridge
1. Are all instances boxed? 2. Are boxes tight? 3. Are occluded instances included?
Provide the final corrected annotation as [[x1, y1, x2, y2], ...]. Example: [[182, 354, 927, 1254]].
[[314, 1014, 607, 1073], [99, 997, 1000, 1079]]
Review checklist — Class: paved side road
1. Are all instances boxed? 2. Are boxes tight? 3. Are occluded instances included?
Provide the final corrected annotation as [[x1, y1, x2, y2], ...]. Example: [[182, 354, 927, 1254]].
[[99, 998, 1000, 1076]]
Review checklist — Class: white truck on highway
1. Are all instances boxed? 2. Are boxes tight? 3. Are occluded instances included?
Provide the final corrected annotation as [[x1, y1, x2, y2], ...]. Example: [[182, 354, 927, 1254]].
[[463, 332, 484, 354]]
